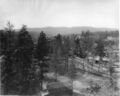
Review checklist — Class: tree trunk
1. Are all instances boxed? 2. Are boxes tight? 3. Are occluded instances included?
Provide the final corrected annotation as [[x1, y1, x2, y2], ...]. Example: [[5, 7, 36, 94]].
[[55, 64, 57, 81], [71, 79, 73, 96], [66, 56, 68, 73], [83, 60, 85, 71], [39, 81, 42, 96], [40, 81, 43, 90], [71, 56, 74, 96]]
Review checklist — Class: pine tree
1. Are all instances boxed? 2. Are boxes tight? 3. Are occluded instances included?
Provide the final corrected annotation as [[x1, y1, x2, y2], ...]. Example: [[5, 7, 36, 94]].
[[52, 34, 63, 79], [14, 25, 34, 94], [63, 36, 70, 72], [94, 38, 106, 72], [95, 38, 106, 61], [0, 30, 7, 55], [80, 31, 94, 56], [36, 31, 49, 60], [1, 22, 16, 94], [35, 31, 49, 90], [74, 38, 86, 58], [55, 34, 63, 57]]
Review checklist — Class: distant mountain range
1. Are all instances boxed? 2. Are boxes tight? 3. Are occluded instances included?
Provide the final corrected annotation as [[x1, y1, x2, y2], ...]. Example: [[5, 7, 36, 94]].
[[28, 26, 117, 36], [27, 26, 117, 40]]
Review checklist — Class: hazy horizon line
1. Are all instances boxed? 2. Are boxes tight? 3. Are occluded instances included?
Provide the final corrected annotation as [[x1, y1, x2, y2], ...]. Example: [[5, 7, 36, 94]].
[[0, 25, 118, 30]]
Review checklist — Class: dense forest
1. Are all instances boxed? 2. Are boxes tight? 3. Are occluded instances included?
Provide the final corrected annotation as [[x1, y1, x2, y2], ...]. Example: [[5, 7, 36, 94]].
[[0, 22, 119, 95]]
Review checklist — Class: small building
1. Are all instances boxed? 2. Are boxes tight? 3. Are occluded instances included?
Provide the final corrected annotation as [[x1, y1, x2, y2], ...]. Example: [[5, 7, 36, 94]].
[[93, 56, 109, 64], [94, 56, 100, 64], [102, 57, 109, 62]]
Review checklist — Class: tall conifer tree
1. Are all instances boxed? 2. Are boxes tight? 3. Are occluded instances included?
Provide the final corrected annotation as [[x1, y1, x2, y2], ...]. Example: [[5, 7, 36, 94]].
[[1, 22, 16, 94], [14, 25, 34, 94], [35, 31, 49, 90]]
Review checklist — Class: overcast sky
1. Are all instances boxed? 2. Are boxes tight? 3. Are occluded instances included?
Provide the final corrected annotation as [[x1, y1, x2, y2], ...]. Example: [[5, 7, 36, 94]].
[[0, 0, 119, 29]]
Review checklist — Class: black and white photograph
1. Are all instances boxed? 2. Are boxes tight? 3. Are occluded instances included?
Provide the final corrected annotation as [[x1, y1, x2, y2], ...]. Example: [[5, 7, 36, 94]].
[[0, 0, 119, 96]]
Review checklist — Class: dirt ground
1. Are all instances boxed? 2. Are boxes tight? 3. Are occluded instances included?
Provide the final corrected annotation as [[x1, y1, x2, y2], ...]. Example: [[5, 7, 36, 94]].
[[45, 70, 120, 96]]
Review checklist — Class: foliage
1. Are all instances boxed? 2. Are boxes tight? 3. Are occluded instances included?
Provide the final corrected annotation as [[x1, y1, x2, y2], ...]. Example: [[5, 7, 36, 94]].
[[35, 31, 49, 60], [1, 24, 34, 95], [35, 31, 49, 89], [13, 25, 34, 94], [1, 22, 16, 94], [74, 31, 94, 58], [95, 38, 106, 59], [74, 38, 87, 58], [80, 31, 94, 52], [54, 34, 63, 57], [0, 30, 7, 55], [87, 81, 101, 96]]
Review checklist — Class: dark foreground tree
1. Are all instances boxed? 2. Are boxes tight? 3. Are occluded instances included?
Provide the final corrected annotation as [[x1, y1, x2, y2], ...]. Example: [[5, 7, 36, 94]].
[[1, 22, 16, 94], [35, 31, 49, 90], [36, 31, 49, 60], [0, 30, 7, 55], [13, 25, 34, 94]]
